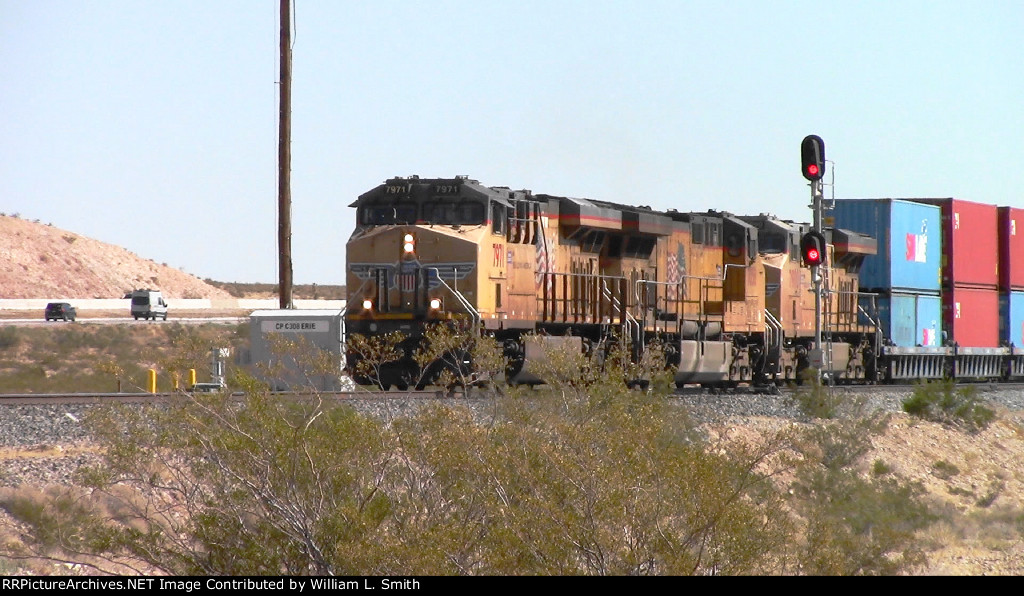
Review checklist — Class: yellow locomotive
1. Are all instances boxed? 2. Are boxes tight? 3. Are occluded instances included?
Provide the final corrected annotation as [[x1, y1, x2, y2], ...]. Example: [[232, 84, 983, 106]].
[[345, 175, 877, 389]]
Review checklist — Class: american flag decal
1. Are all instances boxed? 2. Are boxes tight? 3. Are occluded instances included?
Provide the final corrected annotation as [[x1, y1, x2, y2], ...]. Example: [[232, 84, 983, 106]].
[[535, 215, 555, 291], [666, 244, 686, 300], [399, 266, 416, 292], [535, 234, 555, 291]]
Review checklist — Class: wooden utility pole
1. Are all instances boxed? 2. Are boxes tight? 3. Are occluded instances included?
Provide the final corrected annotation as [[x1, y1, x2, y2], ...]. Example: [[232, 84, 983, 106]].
[[278, 0, 293, 309]]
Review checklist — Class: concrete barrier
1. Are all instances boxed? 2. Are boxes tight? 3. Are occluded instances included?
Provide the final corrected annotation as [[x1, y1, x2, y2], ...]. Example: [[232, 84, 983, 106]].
[[0, 298, 346, 311]]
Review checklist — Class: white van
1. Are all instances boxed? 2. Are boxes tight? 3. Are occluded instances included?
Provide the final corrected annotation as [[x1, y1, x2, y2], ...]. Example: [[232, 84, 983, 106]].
[[130, 289, 169, 320]]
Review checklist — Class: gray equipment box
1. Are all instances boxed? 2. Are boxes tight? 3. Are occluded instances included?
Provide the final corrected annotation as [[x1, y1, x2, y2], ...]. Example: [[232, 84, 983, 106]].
[[247, 309, 348, 391]]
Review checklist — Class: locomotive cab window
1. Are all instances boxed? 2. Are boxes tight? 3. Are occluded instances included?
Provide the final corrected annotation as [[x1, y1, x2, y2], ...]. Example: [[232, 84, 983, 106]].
[[491, 203, 505, 235], [360, 202, 417, 226], [425, 202, 485, 226], [624, 236, 656, 259], [726, 233, 743, 257], [607, 235, 623, 258], [758, 231, 787, 254], [581, 230, 605, 254], [705, 222, 721, 247]]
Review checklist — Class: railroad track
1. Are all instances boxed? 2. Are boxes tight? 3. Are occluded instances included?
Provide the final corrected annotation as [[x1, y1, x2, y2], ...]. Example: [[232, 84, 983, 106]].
[[5, 381, 1024, 407], [0, 389, 453, 406]]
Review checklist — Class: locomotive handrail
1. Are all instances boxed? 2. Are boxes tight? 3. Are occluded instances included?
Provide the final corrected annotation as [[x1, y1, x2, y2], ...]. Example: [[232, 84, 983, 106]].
[[541, 270, 632, 328], [855, 294, 883, 356], [339, 298, 349, 369], [345, 278, 373, 306], [764, 309, 783, 353], [425, 267, 480, 328], [599, 277, 640, 344], [632, 278, 683, 343], [672, 263, 750, 285], [763, 308, 784, 381], [670, 265, 748, 326], [820, 288, 871, 332], [721, 262, 749, 280]]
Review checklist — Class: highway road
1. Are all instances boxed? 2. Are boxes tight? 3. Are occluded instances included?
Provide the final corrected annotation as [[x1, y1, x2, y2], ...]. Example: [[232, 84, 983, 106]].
[[8, 316, 246, 327], [0, 299, 345, 325]]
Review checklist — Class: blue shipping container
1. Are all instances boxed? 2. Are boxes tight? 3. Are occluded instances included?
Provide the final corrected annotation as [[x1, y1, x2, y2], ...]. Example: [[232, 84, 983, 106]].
[[831, 199, 942, 292], [1000, 291, 1024, 347], [862, 291, 942, 347]]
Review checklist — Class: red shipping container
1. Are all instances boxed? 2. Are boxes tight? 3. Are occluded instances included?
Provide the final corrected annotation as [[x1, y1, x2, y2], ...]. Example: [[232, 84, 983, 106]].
[[944, 285, 1000, 348], [999, 206, 1024, 291], [913, 198, 999, 288]]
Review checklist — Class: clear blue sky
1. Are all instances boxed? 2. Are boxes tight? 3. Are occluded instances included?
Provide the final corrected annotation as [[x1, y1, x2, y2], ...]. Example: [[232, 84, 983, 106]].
[[3, 1, 1022, 284]]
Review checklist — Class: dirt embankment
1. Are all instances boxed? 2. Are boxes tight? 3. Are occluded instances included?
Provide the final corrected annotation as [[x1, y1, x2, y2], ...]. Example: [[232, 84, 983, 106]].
[[0, 215, 230, 300]]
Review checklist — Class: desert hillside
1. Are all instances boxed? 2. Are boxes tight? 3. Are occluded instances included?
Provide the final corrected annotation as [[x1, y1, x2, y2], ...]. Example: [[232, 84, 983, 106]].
[[0, 215, 231, 300]]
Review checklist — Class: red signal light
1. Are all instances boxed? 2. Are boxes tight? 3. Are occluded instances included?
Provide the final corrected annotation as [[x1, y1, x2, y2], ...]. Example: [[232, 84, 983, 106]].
[[800, 231, 827, 267], [801, 135, 825, 182]]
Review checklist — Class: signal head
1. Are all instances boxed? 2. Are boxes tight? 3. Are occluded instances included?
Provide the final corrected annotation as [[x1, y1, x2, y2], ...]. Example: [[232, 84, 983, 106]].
[[801, 135, 825, 181], [800, 231, 827, 267]]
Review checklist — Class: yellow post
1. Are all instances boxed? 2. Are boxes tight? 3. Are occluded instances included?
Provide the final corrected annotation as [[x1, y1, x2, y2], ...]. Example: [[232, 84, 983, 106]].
[[189, 368, 197, 388], [148, 369, 157, 393]]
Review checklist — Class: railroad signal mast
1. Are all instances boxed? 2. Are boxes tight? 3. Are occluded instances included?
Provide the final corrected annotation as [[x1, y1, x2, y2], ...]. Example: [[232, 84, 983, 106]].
[[800, 135, 827, 373]]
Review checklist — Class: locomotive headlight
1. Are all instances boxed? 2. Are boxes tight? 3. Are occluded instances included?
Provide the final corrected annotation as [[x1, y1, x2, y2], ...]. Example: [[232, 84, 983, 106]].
[[429, 297, 442, 310], [362, 299, 373, 311], [403, 233, 415, 254]]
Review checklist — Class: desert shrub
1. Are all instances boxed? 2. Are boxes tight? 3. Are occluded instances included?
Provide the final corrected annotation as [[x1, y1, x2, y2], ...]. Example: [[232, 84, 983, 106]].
[[0, 327, 20, 350], [931, 460, 960, 480], [790, 368, 839, 418], [347, 324, 506, 394], [203, 280, 344, 300], [798, 413, 890, 472], [872, 459, 893, 476], [0, 324, 244, 394], [967, 505, 1024, 543], [789, 369, 869, 420], [0, 327, 950, 576], [902, 379, 995, 432], [794, 468, 934, 575], [790, 415, 936, 575], [975, 480, 1004, 508], [0, 330, 801, 575]]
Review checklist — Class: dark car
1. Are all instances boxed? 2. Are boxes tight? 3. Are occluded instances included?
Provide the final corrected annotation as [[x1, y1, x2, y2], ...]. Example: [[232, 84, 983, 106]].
[[44, 302, 77, 322]]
